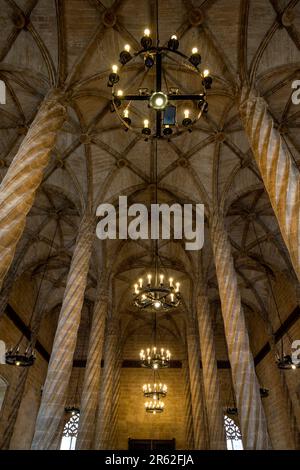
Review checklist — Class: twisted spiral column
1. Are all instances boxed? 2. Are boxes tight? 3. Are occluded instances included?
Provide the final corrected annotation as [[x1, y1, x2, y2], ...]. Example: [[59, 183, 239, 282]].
[[75, 291, 108, 449], [210, 211, 271, 449], [31, 214, 95, 450], [0, 90, 66, 289], [182, 358, 194, 449], [94, 316, 119, 450], [197, 291, 226, 449], [186, 320, 208, 449], [239, 86, 300, 281], [0, 367, 29, 449]]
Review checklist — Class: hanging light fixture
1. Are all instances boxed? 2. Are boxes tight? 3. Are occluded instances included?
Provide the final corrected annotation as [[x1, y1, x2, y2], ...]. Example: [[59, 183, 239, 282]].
[[140, 346, 171, 369], [144, 399, 165, 414], [109, 0, 212, 139], [142, 366, 167, 414], [134, 275, 181, 311], [6, 221, 59, 367], [133, 141, 182, 312], [250, 219, 299, 371]]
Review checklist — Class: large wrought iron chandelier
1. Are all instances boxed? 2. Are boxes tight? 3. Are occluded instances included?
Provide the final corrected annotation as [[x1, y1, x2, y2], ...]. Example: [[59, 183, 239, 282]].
[[144, 399, 165, 414], [143, 367, 167, 414], [140, 346, 171, 369], [134, 274, 181, 311], [133, 138, 182, 312], [108, 2, 212, 139]]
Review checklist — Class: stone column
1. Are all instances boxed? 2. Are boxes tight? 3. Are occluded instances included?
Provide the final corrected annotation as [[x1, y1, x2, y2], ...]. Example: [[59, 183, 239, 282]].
[[239, 86, 300, 282], [94, 316, 119, 450], [75, 290, 108, 450], [186, 319, 208, 449], [110, 345, 122, 450], [182, 358, 194, 449], [196, 290, 226, 449], [31, 213, 95, 450], [210, 211, 271, 449], [0, 90, 66, 289]]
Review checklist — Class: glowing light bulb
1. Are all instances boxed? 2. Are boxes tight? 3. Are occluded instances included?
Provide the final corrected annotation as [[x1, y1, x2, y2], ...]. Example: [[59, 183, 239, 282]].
[[155, 97, 164, 107], [291, 363, 296, 370], [170, 293, 174, 302], [192, 47, 198, 54], [175, 282, 180, 292], [169, 277, 173, 287], [159, 274, 164, 284], [112, 64, 118, 73], [117, 89, 123, 96], [144, 28, 150, 37], [147, 274, 152, 285], [144, 119, 149, 128], [154, 301, 161, 309], [184, 109, 190, 119], [139, 278, 143, 288], [153, 364, 158, 369], [171, 34, 177, 40], [15, 361, 21, 366], [124, 44, 130, 52], [124, 109, 129, 118], [203, 69, 210, 77]]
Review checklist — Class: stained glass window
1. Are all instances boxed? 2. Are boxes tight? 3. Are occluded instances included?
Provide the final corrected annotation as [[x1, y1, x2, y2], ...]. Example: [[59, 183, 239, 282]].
[[60, 411, 80, 450], [224, 415, 243, 450]]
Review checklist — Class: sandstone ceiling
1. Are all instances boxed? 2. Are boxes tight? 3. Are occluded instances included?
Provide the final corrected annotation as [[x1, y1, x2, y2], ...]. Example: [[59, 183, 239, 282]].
[[0, 0, 300, 354]]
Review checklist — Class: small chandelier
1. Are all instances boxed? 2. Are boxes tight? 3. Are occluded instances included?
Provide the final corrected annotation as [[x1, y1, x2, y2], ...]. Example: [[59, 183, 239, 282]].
[[276, 354, 298, 370], [5, 344, 35, 367], [140, 346, 171, 369], [145, 399, 165, 414], [134, 274, 181, 311], [143, 382, 167, 400], [65, 405, 80, 415]]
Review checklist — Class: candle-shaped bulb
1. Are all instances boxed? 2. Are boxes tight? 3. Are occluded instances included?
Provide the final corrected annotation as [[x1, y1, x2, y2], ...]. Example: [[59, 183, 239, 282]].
[[171, 34, 177, 40], [124, 109, 129, 118], [170, 293, 174, 302], [169, 277, 173, 287], [143, 119, 149, 128], [139, 278, 143, 288], [184, 109, 190, 119], [117, 89, 123, 96], [112, 64, 118, 73], [159, 274, 164, 284], [144, 28, 150, 37], [192, 47, 198, 54], [147, 274, 152, 285], [175, 282, 180, 292], [124, 44, 130, 52], [203, 69, 210, 77]]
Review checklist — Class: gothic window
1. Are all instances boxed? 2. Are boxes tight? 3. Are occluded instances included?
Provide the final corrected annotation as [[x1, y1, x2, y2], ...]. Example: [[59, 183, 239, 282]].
[[224, 415, 243, 450], [60, 411, 80, 450]]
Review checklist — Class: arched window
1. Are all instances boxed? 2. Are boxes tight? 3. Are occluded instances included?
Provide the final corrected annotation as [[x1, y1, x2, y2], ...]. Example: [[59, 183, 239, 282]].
[[60, 411, 80, 450], [224, 415, 243, 450], [0, 376, 8, 414]]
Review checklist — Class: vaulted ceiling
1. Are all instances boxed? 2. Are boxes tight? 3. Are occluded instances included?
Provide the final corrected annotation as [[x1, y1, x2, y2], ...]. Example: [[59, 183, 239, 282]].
[[0, 0, 299, 356]]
